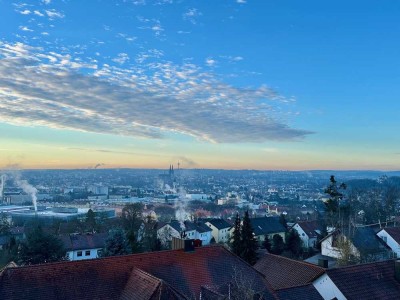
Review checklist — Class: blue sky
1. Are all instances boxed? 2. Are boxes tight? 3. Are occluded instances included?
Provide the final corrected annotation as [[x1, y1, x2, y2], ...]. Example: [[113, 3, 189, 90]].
[[0, 0, 399, 170]]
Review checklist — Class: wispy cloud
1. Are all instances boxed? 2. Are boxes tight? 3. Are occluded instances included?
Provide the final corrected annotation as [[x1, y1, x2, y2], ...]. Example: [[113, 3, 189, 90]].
[[19, 26, 34, 32], [112, 53, 130, 65], [0, 42, 311, 143], [183, 8, 202, 25], [45, 9, 64, 19]]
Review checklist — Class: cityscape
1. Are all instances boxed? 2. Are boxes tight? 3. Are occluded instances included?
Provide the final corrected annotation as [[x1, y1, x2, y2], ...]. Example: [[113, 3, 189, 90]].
[[1, 0, 400, 299]]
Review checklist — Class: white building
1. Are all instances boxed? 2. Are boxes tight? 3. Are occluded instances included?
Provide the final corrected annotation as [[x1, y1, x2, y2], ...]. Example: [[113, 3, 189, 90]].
[[292, 220, 321, 248], [205, 219, 231, 243], [377, 227, 400, 257], [60, 233, 107, 261]]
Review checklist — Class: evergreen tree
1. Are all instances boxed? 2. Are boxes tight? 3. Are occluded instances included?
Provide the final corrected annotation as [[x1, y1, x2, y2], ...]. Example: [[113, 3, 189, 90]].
[[262, 234, 272, 252], [285, 230, 302, 258], [231, 213, 242, 256], [19, 225, 65, 265], [271, 234, 285, 255], [240, 211, 258, 265], [102, 228, 131, 257], [324, 175, 347, 227]]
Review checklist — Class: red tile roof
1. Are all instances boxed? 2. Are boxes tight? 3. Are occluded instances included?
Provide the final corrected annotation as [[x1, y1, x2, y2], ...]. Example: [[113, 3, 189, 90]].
[[0, 245, 277, 300], [254, 254, 325, 290], [327, 259, 400, 300]]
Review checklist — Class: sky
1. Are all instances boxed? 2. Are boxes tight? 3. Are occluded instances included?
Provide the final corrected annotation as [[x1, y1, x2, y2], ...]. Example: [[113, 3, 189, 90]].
[[0, 0, 399, 170]]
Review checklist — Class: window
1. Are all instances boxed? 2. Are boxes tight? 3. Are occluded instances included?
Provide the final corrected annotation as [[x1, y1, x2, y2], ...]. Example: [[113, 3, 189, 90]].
[[77, 251, 82, 257], [85, 250, 91, 256], [382, 236, 387, 243]]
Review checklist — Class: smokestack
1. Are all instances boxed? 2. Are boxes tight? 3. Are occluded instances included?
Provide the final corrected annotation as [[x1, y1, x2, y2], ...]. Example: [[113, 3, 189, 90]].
[[0, 174, 5, 199]]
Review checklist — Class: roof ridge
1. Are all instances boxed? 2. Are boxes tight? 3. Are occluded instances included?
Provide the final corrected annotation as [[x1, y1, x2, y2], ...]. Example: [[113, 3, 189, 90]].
[[328, 258, 396, 271], [4, 244, 227, 271], [260, 253, 326, 270]]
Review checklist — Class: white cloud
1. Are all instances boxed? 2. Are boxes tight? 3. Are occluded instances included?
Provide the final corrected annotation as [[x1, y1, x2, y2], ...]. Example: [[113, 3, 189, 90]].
[[183, 8, 202, 24], [45, 9, 64, 19], [237, 0, 247, 3], [18, 9, 31, 15], [205, 57, 216, 67], [112, 53, 130, 65], [34, 10, 45, 17], [42, 0, 52, 4], [0, 42, 311, 143], [19, 26, 33, 32]]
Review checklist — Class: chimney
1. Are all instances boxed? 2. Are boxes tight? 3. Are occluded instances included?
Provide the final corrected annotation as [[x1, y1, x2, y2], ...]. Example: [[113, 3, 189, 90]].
[[318, 258, 329, 268], [395, 260, 400, 282], [184, 239, 195, 252]]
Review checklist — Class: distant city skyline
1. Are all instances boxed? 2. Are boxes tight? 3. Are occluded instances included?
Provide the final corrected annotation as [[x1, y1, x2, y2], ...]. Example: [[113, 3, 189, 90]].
[[1, 1, 399, 170]]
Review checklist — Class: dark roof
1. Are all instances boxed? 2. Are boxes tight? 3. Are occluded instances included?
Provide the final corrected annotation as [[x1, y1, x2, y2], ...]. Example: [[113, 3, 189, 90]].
[[59, 233, 108, 251], [296, 221, 321, 238], [381, 227, 400, 244], [0, 245, 277, 300], [250, 217, 286, 236], [327, 259, 400, 300], [194, 222, 212, 233], [276, 284, 324, 300], [205, 219, 231, 230], [351, 227, 384, 253], [254, 254, 325, 290]]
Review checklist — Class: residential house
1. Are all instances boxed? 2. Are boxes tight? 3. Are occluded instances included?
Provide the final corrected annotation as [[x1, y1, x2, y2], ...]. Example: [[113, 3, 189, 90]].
[[60, 232, 107, 261], [157, 220, 212, 246], [292, 220, 322, 248], [377, 227, 400, 257], [249, 217, 287, 245], [0, 245, 277, 300], [204, 218, 231, 243], [321, 227, 387, 261], [255, 251, 400, 300]]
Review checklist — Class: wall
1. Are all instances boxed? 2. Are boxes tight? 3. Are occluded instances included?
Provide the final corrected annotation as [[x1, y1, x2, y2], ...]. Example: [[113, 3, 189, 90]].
[[313, 273, 347, 300], [377, 230, 400, 257], [67, 248, 101, 261]]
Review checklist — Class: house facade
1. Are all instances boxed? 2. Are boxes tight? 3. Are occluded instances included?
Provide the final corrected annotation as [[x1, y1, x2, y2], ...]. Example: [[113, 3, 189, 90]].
[[60, 233, 107, 261], [204, 219, 231, 243], [292, 220, 321, 248], [377, 227, 400, 257]]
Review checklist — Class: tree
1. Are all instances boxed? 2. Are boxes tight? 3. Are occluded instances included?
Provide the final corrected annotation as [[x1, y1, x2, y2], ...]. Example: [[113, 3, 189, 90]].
[[231, 213, 242, 256], [142, 217, 160, 252], [285, 230, 302, 258], [122, 203, 144, 252], [122, 203, 144, 232], [102, 228, 131, 257], [19, 226, 65, 265], [262, 234, 272, 252], [85, 209, 97, 232], [324, 175, 347, 228], [240, 211, 258, 265], [0, 213, 10, 235], [270, 234, 285, 255], [279, 213, 288, 229]]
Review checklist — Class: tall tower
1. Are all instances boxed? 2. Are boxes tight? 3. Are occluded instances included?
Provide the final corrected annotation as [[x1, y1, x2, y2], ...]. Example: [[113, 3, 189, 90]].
[[0, 174, 5, 200]]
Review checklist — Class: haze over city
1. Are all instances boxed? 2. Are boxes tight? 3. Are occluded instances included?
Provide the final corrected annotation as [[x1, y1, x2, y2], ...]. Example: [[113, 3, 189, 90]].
[[1, 0, 399, 170]]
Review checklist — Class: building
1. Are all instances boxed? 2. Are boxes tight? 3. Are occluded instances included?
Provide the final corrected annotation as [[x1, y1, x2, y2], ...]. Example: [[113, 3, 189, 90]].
[[377, 227, 400, 257], [321, 227, 387, 261], [292, 220, 322, 248], [60, 233, 108, 261], [0, 246, 276, 299], [204, 218, 231, 243], [249, 217, 287, 245], [157, 220, 213, 246]]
